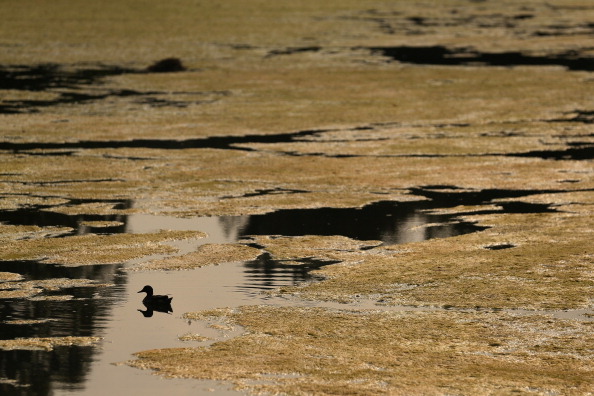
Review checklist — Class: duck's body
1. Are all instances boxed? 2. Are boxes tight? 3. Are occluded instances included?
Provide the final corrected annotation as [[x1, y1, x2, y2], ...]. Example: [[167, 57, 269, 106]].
[[138, 285, 173, 305]]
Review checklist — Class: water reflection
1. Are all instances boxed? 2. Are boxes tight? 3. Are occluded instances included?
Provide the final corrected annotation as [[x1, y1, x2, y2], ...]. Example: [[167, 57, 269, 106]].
[[0, 266, 125, 396], [0, 348, 93, 395], [240, 253, 341, 293], [236, 200, 482, 245], [0, 199, 132, 236], [137, 301, 173, 317], [0, 188, 559, 394]]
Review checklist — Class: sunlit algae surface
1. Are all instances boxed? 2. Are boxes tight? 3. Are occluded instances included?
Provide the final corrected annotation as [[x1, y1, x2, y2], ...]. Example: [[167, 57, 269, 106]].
[[1, 0, 593, 394]]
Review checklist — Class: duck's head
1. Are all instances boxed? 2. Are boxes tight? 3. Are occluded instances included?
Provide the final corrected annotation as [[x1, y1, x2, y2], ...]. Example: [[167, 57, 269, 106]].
[[138, 285, 153, 295]]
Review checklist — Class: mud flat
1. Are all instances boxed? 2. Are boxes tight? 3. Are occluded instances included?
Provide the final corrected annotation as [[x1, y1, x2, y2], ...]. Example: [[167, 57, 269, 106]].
[[1, 0, 593, 394]]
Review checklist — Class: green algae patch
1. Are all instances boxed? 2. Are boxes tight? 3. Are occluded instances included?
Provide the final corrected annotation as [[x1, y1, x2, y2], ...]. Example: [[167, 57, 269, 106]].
[[128, 305, 594, 395], [132, 243, 261, 271], [0, 230, 205, 265], [0, 336, 102, 351]]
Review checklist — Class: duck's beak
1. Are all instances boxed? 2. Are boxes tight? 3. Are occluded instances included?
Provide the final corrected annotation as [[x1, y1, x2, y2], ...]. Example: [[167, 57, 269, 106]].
[[137, 289, 143, 293]]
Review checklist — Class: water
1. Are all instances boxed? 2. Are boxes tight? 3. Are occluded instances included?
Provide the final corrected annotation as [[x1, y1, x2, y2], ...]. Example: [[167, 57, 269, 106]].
[[0, 188, 564, 395]]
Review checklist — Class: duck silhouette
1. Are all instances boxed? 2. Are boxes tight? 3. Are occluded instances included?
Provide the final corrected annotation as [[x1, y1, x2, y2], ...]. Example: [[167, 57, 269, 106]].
[[137, 285, 173, 316]]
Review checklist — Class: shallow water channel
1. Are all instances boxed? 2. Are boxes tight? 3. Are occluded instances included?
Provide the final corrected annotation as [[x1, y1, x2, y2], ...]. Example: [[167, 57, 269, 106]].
[[0, 188, 563, 395]]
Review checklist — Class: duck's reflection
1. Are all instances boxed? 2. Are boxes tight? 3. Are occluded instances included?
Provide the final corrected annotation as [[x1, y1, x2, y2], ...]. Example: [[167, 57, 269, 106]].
[[137, 300, 173, 317]]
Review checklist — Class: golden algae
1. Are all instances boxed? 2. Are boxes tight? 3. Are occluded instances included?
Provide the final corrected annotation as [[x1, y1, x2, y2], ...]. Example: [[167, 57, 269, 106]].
[[0, 336, 102, 352], [133, 243, 262, 271], [128, 306, 594, 395], [0, 230, 205, 265]]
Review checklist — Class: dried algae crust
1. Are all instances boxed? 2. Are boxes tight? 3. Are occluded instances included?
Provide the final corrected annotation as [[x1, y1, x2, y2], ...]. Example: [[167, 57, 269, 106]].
[[0, 277, 113, 300], [0, 230, 205, 266], [132, 243, 262, 271], [129, 306, 594, 395], [1, 0, 594, 394], [0, 337, 101, 352]]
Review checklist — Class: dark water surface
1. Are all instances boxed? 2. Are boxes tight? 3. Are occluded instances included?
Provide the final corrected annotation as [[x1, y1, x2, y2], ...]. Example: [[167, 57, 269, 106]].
[[0, 188, 560, 395]]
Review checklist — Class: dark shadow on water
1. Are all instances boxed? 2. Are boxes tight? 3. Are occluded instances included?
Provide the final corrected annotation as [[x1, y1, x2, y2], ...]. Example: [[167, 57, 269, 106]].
[[0, 129, 327, 153], [239, 253, 341, 293], [0, 263, 125, 396], [137, 301, 173, 317], [3, 130, 592, 160], [234, 187, 560, 247], [238, 199, 483, 245], [484, 243, 516, 250], [366, 45, 594, 71], [0, 198, 133, 236], [0, 63, 227, 114], [0, 64, 134, 92], [511, 143, 594, 161], [0, 347, 93, 395]]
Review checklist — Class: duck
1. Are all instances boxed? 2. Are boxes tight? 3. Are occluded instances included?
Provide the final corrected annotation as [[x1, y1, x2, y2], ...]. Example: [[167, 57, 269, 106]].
[[137, 285, 173, 305]]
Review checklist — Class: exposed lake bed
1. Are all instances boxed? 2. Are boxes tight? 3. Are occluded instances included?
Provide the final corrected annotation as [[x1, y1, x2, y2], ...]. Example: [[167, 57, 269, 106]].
[[1, 0, 594, 394]]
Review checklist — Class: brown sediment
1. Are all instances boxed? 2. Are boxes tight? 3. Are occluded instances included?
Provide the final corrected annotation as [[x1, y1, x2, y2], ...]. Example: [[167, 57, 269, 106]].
[[0, 224, 73, 241]]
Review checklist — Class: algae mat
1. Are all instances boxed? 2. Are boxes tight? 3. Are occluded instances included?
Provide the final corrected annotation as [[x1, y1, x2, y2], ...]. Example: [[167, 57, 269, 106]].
[[1, 0, 594, 394]]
